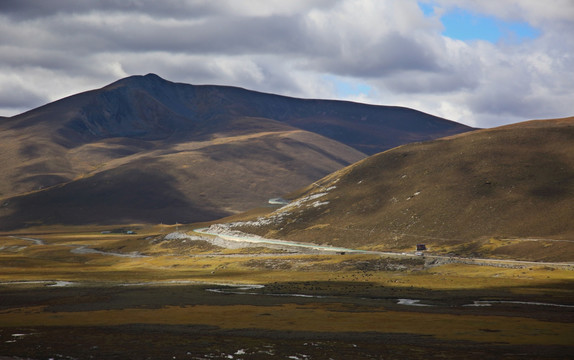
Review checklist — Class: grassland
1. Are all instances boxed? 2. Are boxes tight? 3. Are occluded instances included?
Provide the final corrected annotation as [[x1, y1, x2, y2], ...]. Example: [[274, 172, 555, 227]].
[[227, 117, 574, 259], [0, 224, 573, 359]]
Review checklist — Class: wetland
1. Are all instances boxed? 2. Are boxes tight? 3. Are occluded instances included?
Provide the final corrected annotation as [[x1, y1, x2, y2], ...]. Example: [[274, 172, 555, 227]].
[[0, 225, 573, 359]]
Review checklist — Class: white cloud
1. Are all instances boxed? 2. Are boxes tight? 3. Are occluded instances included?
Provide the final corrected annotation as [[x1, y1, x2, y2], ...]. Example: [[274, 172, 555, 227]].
[[0, 0, 572, 128]]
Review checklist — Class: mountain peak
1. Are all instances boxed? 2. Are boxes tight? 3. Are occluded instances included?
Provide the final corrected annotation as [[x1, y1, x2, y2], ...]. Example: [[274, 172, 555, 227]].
[[0, 75, 475, 228], [107, 73, 172, 89], [139, 72, 170, 85], [11, 74, 474, 153], [144, 72, 163, 79]]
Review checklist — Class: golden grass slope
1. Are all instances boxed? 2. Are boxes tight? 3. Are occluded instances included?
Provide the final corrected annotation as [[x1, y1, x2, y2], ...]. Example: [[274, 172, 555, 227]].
[[231, 117, 574, 260]]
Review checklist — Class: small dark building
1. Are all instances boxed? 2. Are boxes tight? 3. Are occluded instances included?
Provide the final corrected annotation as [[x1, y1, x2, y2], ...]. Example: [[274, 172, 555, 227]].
[[416, 244, 427, 251]]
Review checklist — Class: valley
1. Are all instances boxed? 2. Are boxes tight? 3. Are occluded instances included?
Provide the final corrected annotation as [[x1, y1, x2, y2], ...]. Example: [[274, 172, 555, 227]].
[[0, 74, 471, 229], [0, 224, 572, 359], [1, 75, 573, 359]]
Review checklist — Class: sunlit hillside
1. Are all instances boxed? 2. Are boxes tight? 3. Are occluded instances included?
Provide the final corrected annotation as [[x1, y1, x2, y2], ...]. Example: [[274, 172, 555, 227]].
[[227, 117, 574, 261]]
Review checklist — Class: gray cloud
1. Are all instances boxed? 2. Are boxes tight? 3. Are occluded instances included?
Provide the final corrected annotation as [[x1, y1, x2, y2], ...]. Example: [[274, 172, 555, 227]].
[[314, 32, 442, 78], [0, 83, 49, 111], [384, 69, 479, 94], [0, 0, 218, 20], [0, 0, 572, 128]]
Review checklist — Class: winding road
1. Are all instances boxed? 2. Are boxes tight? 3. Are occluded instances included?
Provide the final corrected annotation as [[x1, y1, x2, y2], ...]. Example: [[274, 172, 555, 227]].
[[193, 227, 374, 254], [9, 236, 45, 245], [193, 227, 574, 269], [4, 235, 146, 258]]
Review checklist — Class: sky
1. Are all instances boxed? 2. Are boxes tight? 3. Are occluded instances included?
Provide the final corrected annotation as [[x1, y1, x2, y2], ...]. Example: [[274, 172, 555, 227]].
[[0, 0, 573, 128]]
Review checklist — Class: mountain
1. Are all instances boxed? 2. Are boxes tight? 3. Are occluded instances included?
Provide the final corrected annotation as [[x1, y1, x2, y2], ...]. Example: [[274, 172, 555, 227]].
[[0, 74, 472, 229], [226, 117, 574, 261]]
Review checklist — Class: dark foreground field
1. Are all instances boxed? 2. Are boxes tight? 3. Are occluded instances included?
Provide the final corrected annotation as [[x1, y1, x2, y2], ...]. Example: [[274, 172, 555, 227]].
[[0, 226, 573, 359], [1, 281, 573, 360]]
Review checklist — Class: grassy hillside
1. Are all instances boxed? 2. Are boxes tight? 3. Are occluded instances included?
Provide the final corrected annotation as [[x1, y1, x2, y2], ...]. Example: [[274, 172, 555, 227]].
[[0, 74, 471, 229], [0, 124, 365, 229], [227, 117, 574, 261]]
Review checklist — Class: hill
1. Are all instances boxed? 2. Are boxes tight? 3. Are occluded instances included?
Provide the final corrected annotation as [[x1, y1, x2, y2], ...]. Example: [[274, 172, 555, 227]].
[[225, 117, 574, 261], [0, 74, 471, 229]]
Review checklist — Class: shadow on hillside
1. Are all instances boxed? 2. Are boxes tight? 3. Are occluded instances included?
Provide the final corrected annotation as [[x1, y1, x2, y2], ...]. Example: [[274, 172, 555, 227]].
[[0, 165, 226, 230]]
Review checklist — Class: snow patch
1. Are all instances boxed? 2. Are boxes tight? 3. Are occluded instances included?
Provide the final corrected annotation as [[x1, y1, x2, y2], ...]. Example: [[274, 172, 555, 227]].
[[406, 191, 421, 200], [47, 281, 75, 287], [311, 201, 329, 207], [397, 298, 433, 306], [207, 188, 336, 233], [278, 192, 327, 212], [164, 232, 205, 241], [464, 300, 574, 308]]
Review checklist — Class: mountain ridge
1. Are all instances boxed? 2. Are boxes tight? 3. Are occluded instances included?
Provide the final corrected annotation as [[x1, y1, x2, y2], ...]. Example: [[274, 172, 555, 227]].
[[7, 74, 471, 151], [0, 74, 473, 229]]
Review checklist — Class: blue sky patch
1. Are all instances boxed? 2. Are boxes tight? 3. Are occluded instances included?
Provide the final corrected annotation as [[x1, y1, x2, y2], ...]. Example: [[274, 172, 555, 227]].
[[441, 8, 540, 43], [419, 3, 540, 43], [323, 75, 372, 98], [418, 2, 435, 17]]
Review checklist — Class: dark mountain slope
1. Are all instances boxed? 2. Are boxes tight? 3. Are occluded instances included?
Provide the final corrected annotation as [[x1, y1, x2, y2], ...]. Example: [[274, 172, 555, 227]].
[[176, 82, 472, 154], [0, 74, 472, 228], [227, 117, 574, 261], [6, 74, 471, 151]]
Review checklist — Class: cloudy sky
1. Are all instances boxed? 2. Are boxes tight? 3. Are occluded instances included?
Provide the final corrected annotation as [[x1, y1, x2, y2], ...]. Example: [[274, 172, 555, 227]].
[[1, 0, 573, 128]]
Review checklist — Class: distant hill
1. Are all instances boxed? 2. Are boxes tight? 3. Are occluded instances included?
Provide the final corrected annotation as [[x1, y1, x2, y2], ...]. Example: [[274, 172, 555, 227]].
[[227, 117, 574, 261], [0, 74, 471, 229]]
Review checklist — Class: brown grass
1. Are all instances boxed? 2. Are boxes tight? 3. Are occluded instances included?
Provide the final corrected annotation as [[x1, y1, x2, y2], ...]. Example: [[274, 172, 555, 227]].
[[233, 117, 574, 261], [1, 226, 573, 359], [1, 303, 572, 346]]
